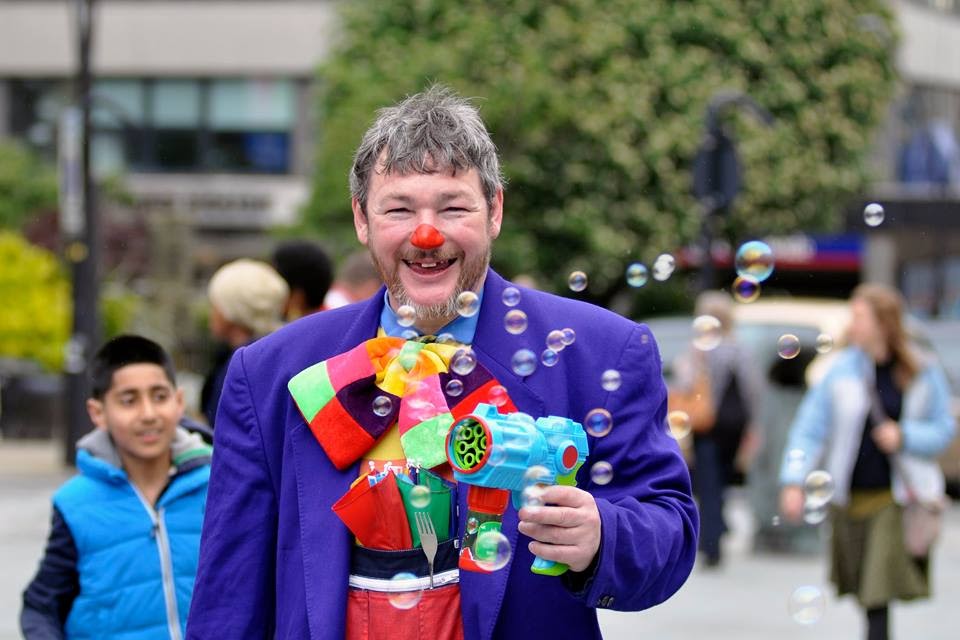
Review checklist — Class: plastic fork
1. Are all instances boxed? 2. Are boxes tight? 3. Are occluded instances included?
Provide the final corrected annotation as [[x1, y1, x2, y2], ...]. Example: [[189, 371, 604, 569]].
[[414, 511, 438, 588]]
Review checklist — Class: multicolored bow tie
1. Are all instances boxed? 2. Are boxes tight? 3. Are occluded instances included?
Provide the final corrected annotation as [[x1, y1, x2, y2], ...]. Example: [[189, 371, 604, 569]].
[[288, 336, 516, 470]]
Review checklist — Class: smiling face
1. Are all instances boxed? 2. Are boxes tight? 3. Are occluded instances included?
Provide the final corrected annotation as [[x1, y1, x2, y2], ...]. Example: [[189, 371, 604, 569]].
[[86, 363, 183, 469], [353, 161, 503, 333]]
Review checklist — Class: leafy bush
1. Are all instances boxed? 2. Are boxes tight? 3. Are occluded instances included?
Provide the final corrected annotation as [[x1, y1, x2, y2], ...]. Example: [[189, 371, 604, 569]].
[[0, 142, 58, 231]]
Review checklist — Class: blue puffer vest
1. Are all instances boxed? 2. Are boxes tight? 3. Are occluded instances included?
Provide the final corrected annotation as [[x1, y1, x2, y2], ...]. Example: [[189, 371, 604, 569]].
[[53, 428, 211, 640]]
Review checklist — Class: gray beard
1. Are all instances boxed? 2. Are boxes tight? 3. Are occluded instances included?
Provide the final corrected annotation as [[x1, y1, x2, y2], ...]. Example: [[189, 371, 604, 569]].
[[372, 247, 490, 326]]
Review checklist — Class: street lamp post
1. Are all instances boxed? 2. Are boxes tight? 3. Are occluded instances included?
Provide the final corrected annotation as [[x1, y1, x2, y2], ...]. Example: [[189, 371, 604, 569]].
[[62, 0, 99, 465]]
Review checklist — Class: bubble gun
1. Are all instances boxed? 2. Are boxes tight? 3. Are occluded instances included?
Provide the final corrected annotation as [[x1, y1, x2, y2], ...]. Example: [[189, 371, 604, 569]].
[[444, 403, 589, 575]]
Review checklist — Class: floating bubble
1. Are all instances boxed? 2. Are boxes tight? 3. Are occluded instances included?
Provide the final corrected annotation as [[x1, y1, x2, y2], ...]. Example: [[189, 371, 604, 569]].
[[601, 369, 622, 392], [590, 461, 614, 485], [400, 329, 419, 340], [626, 263, 649, 288], [652, 254, 675, 281], [546, 330, 566, 351], [502, 286, 521, 307], [541, 349, 559, 367], [863, 202, 885, 227], [788, 585, 826, 625], [803, 501, 829, 525], [692, 315, 723, 351], [487, 444, 507, 467], [568, 271, 588, 292], [444, 379, 464, 397], [584, 408, 613, 437], [436, 332, 457, 345], [409, 484, 432, 509], [735, 240, 775, 283], [732, 275, 761, 303], [488, 385, 509, 407], [667, 410, 692, 440], [456, 291, 480, 317], [777, 334, 801, 359], [475, 530, 512, 572], [804, 470, 835, 506], [466, 517, 479, 535], [396, 305, 416, 327], [785, 448, 806, 473], [561, 328, 576, 346], [511, 349, 537, 376], [523, 465, 551, 490], [504, 309, 528, 335], [771, 515, 782, 527], [450, 348, 477, 376], [521, 484, 545, 508], [372, 395, 393, 417], [815, 333, 833, 354], [388, 572, 423, 610]]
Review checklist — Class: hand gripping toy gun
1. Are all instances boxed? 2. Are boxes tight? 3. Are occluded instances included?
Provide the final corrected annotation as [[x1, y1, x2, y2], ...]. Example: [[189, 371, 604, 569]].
[[445, 403, 589, 575]]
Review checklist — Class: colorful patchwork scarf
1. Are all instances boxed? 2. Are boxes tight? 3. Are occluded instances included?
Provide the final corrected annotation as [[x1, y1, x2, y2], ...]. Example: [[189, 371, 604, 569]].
[[288, 336, 515, 470]]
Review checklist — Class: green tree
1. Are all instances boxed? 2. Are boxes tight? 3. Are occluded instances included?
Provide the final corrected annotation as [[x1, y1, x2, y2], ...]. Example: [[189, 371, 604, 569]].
[[0, 142, 58, 230], [0, 231, 70, 370], [304, 0, 897, 307]]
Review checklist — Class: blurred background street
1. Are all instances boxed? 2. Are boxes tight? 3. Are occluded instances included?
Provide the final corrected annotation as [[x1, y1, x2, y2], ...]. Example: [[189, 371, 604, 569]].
[[3, 439, 958, 640]]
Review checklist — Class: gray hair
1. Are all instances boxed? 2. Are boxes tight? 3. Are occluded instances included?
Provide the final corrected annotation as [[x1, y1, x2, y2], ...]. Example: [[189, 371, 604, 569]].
[[349, 85, 505, 212]]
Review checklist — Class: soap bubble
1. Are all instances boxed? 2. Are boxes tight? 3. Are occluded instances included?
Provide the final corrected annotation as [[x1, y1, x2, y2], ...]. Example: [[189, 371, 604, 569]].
[[445, 379, 464, 397], [523, 465, 551, 488], [804, 470, 835, 506], [735, 241, 774, 282], [521, 484, 545, 508], [487, 445, 507, 467], [815, 333, 833, 354], [601, 369, 622, 392], [626, 263, 648, 288], [466, 517, 479, 534], [475, 530, 512, 572], [590, 461, 614, 485], [396, 305, 416, 327], [788, 585, 826, 625], [488, 385, 509, 407], [456, 291, 480, 317], [803, 501, 829, 525], [692, 315, 723, 351], [511, 349, 537, 376], [388, 572, 423, 610], [732, 276, 761, 303], [584, 408, 613, 437], [863, 202, 885, 227], [777, 334, 801, 359], [561, 328, 576, 346], [409, 484, 431, 509], [541, 349, 559, 367], [546, 330, 566, 351], [436, 332, 457, 345], [785, 448, 806, 474], [568, 270, 588, 292], [771, 515, 782, 527], [400, 329, 419, 340], [504, 310, 528, 335], [502, 286, 521, 307], [450, 348, 477, 376], [652, 254, 675, 281], [667, 410, 692, 440], [372, 395, 393, 417]]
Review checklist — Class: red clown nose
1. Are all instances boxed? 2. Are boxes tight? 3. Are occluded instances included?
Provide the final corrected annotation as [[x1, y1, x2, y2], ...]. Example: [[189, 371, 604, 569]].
[[410, 224, 445, 249]]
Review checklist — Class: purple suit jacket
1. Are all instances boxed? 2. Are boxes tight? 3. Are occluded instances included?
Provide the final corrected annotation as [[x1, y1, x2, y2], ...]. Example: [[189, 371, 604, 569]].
[[186, 269, 697, 639]]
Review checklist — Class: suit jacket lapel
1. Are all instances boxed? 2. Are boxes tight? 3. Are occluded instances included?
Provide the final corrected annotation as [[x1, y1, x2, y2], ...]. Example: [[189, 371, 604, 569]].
[[293, 292, 383, 638]]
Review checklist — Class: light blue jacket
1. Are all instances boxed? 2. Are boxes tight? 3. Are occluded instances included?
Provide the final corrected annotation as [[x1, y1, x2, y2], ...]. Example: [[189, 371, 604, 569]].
[[53, 429, 210, 640], [779, 347, 955, 505]]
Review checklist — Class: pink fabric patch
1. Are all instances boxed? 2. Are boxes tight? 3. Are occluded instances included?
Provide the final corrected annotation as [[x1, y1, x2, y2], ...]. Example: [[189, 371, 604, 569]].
[[326, 343, 377, 392]]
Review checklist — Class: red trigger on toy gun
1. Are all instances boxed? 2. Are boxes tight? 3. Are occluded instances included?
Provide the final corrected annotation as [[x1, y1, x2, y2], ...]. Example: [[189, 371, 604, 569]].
[[411, 224, 445, 249]]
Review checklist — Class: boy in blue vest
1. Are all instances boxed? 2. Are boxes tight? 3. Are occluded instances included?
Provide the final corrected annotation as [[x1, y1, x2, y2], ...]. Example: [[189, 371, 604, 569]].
[[21, 335, 212, 640]]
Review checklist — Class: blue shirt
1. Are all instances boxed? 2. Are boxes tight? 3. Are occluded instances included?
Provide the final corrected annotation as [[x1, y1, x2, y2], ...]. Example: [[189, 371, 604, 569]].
[[378, 291, 481, 344]]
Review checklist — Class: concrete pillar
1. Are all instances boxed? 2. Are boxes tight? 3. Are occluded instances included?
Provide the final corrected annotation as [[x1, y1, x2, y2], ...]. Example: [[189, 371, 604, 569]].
[[862, 234, 898, 285]]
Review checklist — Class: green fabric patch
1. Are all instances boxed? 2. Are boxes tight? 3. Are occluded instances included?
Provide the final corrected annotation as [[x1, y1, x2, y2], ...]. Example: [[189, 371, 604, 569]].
[[400, 412, 454, 468], [287, 361, 336, 421], [398, 341, 426, 372]]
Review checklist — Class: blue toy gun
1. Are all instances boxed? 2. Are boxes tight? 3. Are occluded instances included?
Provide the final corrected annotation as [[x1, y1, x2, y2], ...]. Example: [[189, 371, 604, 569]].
[[445, 403, 589, 575]]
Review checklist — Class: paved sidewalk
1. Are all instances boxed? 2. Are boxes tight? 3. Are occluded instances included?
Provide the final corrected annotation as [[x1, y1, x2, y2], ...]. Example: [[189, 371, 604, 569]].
[[2, 439, 957, 639]]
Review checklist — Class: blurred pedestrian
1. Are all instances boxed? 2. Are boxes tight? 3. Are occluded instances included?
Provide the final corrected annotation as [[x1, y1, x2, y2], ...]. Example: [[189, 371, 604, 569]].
[[200, 258, 288, 428], [21, 335, 212, 639], [272, 239, 334, 320], [323, 250, 382, 309], [779, 283, 956, 640], [673, 291, 763, 567]]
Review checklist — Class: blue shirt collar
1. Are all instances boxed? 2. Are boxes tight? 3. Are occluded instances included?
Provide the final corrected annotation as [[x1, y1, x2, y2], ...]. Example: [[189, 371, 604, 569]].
[[379, 290, 482, 344]]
